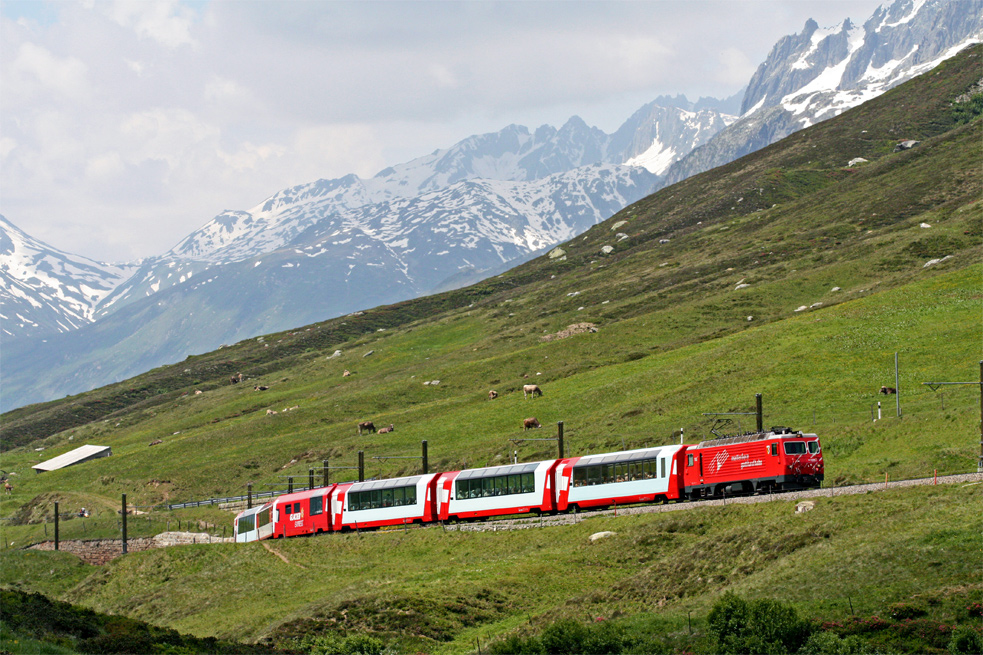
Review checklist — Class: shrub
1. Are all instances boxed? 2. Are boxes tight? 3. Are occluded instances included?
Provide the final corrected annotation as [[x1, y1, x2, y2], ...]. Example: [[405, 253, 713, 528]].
[[797, 631, 872, 655], [540, 619, 589, 655], [948, 626, 983, 655], [887, 602, 926, 621], [296, 633, 387, 655], [707, 593, 810, 654], [488, 633, 543, 655]]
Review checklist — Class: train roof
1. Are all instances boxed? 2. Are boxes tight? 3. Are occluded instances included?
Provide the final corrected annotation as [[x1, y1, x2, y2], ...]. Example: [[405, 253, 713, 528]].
[[691, 428, 814, 450], [349, 474, 428, 492], [573, 444, 682, 467], [456, 461, 543, 480]]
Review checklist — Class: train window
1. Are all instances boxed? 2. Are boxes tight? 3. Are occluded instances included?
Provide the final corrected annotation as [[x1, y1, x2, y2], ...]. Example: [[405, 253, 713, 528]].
[[643, 460, 655, 479], [808, 442, 820, 454], [294, 503, 301, 514], [661, 458, 666, 479], [784, 442, 807, 455], [770, 444, 778, 456], [687, 454, 694, 467], [238, 515, 254, 534], [258, 508, 271, 527], [310, 496, 323, 516]]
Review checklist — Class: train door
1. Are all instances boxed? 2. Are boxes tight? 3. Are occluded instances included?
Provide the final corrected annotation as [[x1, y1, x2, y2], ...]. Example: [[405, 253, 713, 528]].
[[436, 473, 456, 520], [554, 460, 575, 511]]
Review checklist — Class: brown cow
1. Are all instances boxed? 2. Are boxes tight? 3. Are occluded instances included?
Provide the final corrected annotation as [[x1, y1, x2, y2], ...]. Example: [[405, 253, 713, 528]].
[[377, 424, 395, 434], [149, 439, 163, 446], [880, 386, 897, 395], [230, 372, 243, 384], [357, 421, 376, 435], [343, 369, 351, 377], [523, 417, 541, 430], [3, 480, 12, 495], [254, 385, 269, 391], [488, 390, 498, 400], [523, 384, 543, 398]]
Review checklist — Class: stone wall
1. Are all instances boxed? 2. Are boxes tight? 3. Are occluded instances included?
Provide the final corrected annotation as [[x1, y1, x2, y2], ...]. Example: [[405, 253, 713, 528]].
[[28, 531, 233, 565]]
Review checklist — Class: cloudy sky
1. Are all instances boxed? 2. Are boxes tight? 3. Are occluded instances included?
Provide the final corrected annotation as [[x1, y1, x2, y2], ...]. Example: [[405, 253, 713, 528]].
[[1, 0, 885, 263]]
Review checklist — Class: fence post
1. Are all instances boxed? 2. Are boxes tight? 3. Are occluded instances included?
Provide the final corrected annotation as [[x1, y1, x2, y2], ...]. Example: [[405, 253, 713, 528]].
[[54, 502, 59, 550], [358, 451, 364, 482], [323, 459, 330, 486], [247, 483, 252, 509], [422, 441, 428, 474], [121, 494, 128, 555], [557, 421, 564, 458]]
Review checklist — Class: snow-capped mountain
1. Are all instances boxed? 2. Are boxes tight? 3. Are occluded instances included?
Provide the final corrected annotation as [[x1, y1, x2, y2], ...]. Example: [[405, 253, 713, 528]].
[[3, 0, 980, 412], [664, 0, 983, 186], [0, 216, 136, 340]]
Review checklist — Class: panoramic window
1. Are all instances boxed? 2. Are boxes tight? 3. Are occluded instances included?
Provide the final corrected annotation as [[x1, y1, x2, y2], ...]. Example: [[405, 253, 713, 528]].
[[455, 472, 536, 500], [238, 515, 254, 534], [572, 457, 662, 487], [349, 485, 417, 511]]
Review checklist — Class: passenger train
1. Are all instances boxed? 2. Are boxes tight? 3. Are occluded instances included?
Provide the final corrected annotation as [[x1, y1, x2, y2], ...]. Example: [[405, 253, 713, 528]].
[[234, 428, 823, 543]]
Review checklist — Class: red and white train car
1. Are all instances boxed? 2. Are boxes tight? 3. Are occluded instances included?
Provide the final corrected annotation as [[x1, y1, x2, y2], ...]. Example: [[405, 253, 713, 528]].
[[234, 500, 275, 543], [437, 460, 559, 521], [272, 485, 337, 538], [334, 474, 440, 531], [681, 429, 823, 498], [554, 445, 687, 511]]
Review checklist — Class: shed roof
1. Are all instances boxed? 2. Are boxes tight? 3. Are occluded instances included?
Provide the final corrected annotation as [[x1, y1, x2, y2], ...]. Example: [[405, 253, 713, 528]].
[[32, 445, 112, 473]]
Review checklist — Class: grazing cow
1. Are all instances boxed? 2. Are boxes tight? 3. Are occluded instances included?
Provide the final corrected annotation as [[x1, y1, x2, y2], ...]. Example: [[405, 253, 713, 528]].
[[149, 439, 163, 446], [523, 384, 543, 399], [3, 480, 11, 495], [358, 421, 376, 435], [523, 417, 541, 430], [230, 372, 244, 384], [343, 369, 351, 377], [194, 389, 203, 395], [377, 424, 395, 434], [254, 385, 269, 391], [488, 390, 498, 400], [880, 386, 897, 395], [266, 409, 278, 415]]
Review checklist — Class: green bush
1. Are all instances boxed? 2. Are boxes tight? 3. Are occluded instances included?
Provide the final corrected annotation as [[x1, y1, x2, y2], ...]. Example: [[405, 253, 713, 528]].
[[707, 593, 810, 654], [489, 618, 628, 655], [796, 631, 871, 655], [948, 626, 983, 655], [296, 633, 387, 655], [488, 633, 543, 655]]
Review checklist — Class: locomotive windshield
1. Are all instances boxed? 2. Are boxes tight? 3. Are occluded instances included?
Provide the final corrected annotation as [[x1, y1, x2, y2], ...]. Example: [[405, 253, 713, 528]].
[[783, 442, 807, 455], [808, 441, 820, 454]]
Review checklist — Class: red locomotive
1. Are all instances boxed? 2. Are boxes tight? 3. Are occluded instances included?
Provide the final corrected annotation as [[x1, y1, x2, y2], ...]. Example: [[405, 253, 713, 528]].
[[234, 428, 823, 542]]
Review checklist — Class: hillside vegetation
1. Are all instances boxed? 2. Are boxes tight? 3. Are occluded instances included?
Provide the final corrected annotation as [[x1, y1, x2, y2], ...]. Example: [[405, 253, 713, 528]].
[[1, 44, 981, 654]]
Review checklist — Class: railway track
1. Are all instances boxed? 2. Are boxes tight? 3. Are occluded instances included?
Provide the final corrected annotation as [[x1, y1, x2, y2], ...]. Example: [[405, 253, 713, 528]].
[[441, 472, 983, 533]]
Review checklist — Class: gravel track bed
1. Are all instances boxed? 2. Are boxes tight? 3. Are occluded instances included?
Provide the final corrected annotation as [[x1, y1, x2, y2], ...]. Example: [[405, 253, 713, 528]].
[[442, 472, 983, 533]]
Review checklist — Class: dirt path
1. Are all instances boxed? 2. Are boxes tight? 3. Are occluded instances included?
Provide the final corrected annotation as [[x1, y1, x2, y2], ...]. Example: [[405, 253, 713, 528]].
[[262, 540, 307, 568]]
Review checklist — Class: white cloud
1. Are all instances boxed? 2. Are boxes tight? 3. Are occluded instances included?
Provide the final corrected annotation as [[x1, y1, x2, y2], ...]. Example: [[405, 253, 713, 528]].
[[9, 42, 89, 100], [103, 0, 196, 48]]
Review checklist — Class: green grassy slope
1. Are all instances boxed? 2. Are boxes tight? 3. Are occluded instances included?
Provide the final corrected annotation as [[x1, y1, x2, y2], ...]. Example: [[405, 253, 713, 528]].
[[0, 44, 980, 653]]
